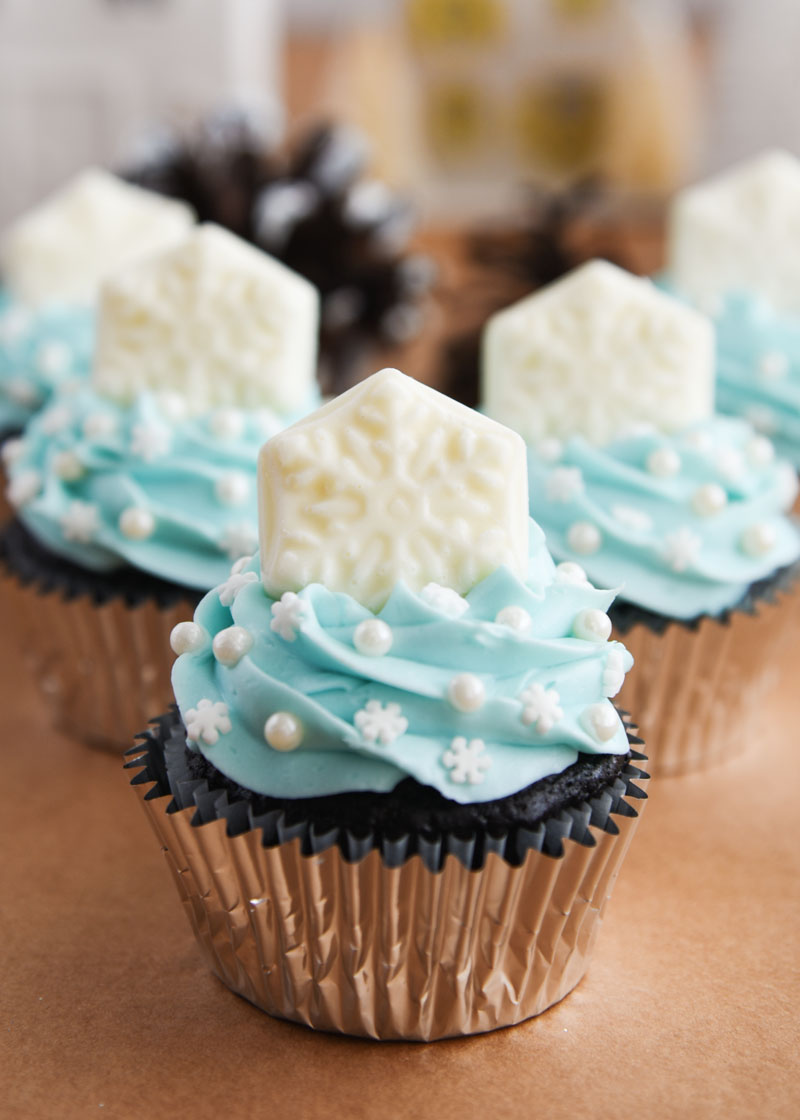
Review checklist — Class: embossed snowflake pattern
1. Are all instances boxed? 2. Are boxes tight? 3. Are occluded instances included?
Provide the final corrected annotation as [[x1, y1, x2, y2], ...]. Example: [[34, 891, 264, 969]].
[[519, 682, 563, 734], [217, 568, 258, 608], [441, 737, 491, 785], [130, 421, 172, 462], [354, 699, 408, 746], [185, 698, 232, 746], [61, 500, 99, 543], [419, 582, 470, 618], [546, 466, 584, 503], [259, 369, 526, 609], [270, 591, 308, 640], [661, 526, 702, 573]]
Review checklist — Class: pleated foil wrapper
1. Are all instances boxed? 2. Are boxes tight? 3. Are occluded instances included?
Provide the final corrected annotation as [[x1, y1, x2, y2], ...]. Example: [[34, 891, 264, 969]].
[[126, 716, 649, 1041], [613, 576, 798, 776], [2, 569, 196, 752]]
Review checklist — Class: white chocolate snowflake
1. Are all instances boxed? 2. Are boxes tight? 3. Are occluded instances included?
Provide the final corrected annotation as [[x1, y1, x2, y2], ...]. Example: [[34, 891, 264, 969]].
[[441, 737, 491, 785], [185, 698, 232, 746], [130, 422, 172, 462], [661, 526, 702, 573], [420, 582, 470, 618], [259, 369, 528, 610], [217, 568, 258, 608], [354, 699, 408, 746], [519, 682, 563, 734], [546, 466, 584, 503], [270, 591, 308, 640], [61, 500, 99, 543]]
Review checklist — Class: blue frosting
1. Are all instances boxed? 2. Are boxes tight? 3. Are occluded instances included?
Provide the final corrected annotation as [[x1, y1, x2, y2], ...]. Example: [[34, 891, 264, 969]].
[[170, 522, 633, 804], [0, 288, 94, 433], [7, 386, 315, 591], [527, 416, 800, 619]]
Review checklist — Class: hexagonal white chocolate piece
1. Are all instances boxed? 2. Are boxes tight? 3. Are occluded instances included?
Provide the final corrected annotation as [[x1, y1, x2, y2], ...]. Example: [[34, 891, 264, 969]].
[[93, 223, 319, 416], [668, 150, 800, 316], [259, 368, 528, 610], [0, 168, 194, 307], [481, 260, 714, 447]]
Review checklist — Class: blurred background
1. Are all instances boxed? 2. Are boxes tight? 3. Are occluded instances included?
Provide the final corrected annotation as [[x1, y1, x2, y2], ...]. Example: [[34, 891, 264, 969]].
[[2, 0, 798, 392]]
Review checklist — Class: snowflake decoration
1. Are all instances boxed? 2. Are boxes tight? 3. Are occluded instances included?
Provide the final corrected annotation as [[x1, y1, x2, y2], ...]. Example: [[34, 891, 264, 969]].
[[714, 447, 745, 482], [185, 698, 232, 746], [420, 582, 469, 618], [219, 524, 258, 561], [611, 505, 653, 533], [217, 568, 258, 608], [603, 648, 626, 698], [441, 737, 491, 785], [270, 591, 308, 640], [36, 341, 72, 377], [39, 404, 73, 435], [519, 682, 563, 734], [130, 421, 172, 462], [259, 369, 527, 609], [546, 466, 585, 503], [60, 500, 99, 543], [661, 526, 702, 573], [7, 469, 41, 507], [354, 699, 408, 746]]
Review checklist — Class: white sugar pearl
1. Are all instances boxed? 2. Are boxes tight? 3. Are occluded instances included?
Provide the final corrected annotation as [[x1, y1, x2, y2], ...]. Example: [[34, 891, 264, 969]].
[[740, 523, 776, 557], [52, 450, 84, 481], [447, 672, 486, 712], [495, 605, 532, 633], [746, 436, 775, 468], [119, 507, 156, 540], [567, 521, 601, 555], [581, 703, 618, 742], [691, 482, 727, 517], [572, 608, 611, 642], [353, 618, 393, 656], [214, 471, 250, 507], [212, 626, 254, 667], [758, 351, 789, 380], [555, 561, 590, 585], [537, 437, 563, 464], [264, 712, 303, 751], [210, 409, 245, 440], [170, 621, 207, 654], [646, 447, 681, 478]]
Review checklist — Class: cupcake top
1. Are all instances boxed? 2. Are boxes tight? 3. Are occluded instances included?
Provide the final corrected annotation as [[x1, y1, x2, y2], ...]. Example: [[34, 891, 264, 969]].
[[170, 369, 633, 803], [5, 224, 320, 591], [0, 169, 195, 432], [481, 260, 800, 619]]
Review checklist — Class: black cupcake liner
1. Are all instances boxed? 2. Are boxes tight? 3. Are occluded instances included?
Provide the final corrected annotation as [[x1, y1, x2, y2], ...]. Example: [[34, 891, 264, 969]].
[[126, 708, 648, 873]]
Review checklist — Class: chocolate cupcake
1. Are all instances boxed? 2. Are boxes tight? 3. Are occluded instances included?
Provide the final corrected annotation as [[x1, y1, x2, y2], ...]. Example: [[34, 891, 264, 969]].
[[127, 368, 647, 1040]]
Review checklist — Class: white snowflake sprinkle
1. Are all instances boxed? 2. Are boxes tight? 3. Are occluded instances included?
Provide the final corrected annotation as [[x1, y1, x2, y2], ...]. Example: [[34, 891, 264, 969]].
[[36, 341, 71, 377], [419, 582, 469, 618], [219, 524, 258, 560], [270, 591, 308, 640], [39, 404, 73, 435], [354, 699, 408, 746], [60, 500, 99, 543], [217, 569, 258, 608], [661, 526, 702, 573], [185, 698, 232, 746], [714, 447, 745, 482], [130, 422, 172, 462], [546, 466, 585, 503], [611, 505, 653, 533], [7, 469, 41, 507], [519, 682, 563, 734], [603, 648, 626, 698], [441, 737, 491, 785]]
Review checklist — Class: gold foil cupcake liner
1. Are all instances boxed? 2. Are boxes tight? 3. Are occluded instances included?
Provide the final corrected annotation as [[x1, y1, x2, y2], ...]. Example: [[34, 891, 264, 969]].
[[2, 571, 195, 751], [126, 726, 648, 1041], [614, 589, 794, 777]]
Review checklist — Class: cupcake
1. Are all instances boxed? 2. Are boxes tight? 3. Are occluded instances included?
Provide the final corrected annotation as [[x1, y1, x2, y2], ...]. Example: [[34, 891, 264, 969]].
[[2, 223, 319, 750], [127, 368, 647, 1041], [665, 149, 800, 471], [482, 260, 800, 775]]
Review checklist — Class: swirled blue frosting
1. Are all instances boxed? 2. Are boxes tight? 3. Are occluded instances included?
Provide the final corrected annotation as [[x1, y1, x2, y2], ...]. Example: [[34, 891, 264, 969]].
[[6, 386, 316, 590], [0, 288, 94, 434], [170, 522, 633, 803], [527, 416, 800, 619]]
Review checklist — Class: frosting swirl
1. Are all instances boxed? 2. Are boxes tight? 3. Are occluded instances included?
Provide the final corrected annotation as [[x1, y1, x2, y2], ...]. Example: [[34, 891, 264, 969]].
[[0, 289, 94, 433], [6, 386, 315, 590], [527, 416, 800, 619], [170, 522, 633, 804]]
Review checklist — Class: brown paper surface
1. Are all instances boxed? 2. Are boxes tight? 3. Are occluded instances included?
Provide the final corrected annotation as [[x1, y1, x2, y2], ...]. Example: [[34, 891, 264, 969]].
[[2, 627, 799, 1119]]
